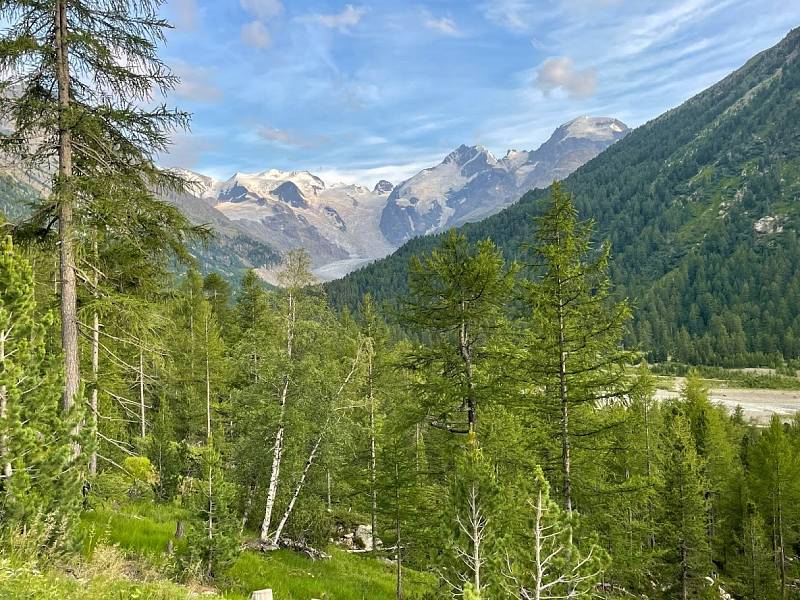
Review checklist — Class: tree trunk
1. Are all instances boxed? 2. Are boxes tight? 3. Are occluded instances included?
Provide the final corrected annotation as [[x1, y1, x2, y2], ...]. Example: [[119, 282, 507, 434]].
[[395, 462, 404, 600], [205, 312, 212, 442], [55, 0, 80, 434], [556, 273, 572, 514], [459, 315, 476, 432], [139, 350, 146, 438], [0, 333, 11, 481], [89, 310, 100, 474], [260, 291, 295, 542], [272, 432, 323, 544], [368, 352, 378, 554]]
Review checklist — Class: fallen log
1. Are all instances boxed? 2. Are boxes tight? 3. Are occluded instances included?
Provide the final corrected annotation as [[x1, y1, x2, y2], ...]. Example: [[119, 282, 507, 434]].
[[245, 537, 331, 561]]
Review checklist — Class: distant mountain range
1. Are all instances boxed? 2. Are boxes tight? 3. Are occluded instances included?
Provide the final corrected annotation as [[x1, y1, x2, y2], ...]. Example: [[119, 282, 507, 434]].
[[175, 116, 628, 281], [326, 27, 800, 366], [380, 116, 629, 245]]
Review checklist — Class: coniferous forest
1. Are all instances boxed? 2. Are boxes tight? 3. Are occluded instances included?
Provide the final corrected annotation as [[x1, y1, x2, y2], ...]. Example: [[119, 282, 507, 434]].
[[1, 1, 800, 599]]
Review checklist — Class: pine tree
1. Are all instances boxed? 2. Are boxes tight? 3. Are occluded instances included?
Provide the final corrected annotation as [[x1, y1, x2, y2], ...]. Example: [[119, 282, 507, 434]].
[[0, 237, 81, 531]]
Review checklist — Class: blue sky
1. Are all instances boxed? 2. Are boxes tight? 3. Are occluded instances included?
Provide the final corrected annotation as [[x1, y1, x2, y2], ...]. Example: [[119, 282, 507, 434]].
[[158, 0, 800, 186]]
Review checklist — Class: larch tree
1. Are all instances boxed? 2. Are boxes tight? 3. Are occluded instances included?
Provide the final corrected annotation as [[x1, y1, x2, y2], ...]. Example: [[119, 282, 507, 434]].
[[749, 415, 800, 599], [0, 0, 190, 432], [657, 408, 710, 600], [518, 182, 635, 513], [404, 230, 515, 435], [502, 466, 607, 600]]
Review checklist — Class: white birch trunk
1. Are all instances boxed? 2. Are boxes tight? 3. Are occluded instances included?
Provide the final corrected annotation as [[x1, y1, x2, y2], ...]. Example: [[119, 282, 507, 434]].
[[0, 331, 11, 480], [89, 311, 99, 474], [272, 432, 323, 543], [139, 350, 146, 438], [260, 291, 295, 542]]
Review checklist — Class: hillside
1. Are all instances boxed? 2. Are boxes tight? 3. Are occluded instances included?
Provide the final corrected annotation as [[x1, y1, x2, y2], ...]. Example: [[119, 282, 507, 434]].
[[326, 27, 800, 367]]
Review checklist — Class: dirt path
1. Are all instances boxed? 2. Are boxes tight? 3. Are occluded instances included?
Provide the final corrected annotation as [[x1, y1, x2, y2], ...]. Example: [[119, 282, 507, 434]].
[[654, 380, 800, 423]]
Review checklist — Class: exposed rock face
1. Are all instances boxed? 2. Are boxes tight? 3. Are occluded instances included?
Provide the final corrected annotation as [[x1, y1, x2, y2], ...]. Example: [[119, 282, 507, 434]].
[[373, 179, 394, 194], [379, 116, 629, 245]]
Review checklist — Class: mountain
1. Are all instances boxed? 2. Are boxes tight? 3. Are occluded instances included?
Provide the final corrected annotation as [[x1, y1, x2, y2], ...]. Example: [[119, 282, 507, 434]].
[[174, 117, 626, 281], [0, 171, 280, 282], [176, 168, 396, 282], [379, 116, 629, 245], [326, 28, 800, 367]]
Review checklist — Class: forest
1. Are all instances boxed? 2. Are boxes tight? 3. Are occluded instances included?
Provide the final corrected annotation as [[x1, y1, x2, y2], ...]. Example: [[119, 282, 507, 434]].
[[1, 0, 800, 598]]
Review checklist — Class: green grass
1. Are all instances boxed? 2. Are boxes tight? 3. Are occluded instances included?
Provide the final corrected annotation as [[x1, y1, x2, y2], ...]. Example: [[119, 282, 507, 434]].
[[81, 502, 188, 559], [75, 502, 436, 600], [225, 548, 435, 600], [0, 560, 221, 600]]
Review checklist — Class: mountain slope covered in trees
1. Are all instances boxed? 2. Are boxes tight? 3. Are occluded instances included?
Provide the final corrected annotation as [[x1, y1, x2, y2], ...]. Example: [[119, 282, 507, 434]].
[[327, 27, 800, 367]]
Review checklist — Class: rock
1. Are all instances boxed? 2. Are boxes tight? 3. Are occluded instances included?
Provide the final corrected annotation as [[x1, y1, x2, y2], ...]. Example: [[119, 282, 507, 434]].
[[754, 214, 784, 234], [354, 524, 374, 550], [250, 590, 273, 600]]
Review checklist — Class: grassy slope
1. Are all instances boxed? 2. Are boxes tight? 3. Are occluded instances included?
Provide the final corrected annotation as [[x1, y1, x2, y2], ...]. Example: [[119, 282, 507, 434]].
[[9, 501, 436, 600]]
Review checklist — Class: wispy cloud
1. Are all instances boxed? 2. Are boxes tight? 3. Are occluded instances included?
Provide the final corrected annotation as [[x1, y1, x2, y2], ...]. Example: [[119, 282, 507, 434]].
[[241, 20, 272, 49], [169, 0, 199, 30], [424, 16, 461, 36], [172, 61, 223, 103], [240, 0, 284, 20], [257, 127, 328, 149], [534, 57, 597, 99], [301, 4, 366, 32]]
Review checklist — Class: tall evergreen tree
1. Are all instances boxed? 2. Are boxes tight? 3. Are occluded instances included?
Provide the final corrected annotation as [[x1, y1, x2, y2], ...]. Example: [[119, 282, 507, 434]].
[[404, 230, 515, 435]]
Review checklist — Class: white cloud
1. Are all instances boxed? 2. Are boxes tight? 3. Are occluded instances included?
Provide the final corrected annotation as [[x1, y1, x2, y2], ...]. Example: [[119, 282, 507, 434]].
[[481, 0, 533, 31], [534, 56, 597, 99], [241, 20, 272, 49], [171, 0, 199, 30], [172, 61, 223, 103], [256, 127, 327, 149], [424, 16, 460, 36], [240, 0, 284, 20], [304, 4, 366, 32]]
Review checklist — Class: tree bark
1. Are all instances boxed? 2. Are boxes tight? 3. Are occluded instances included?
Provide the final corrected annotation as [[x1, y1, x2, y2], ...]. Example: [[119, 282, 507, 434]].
[[556, 269, 572, 514], [459, 313, 476, 432], [260, 290, 295, 542], [0, 332, 11, 481], [368, 350, 378, 554], [139, 350, 146, 438], [395, 461, 404, 600], [55, 0, 80, 428], [89, 310, 99, 474], [272, 432, 323, 544], [204, 312, 212, 442]]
